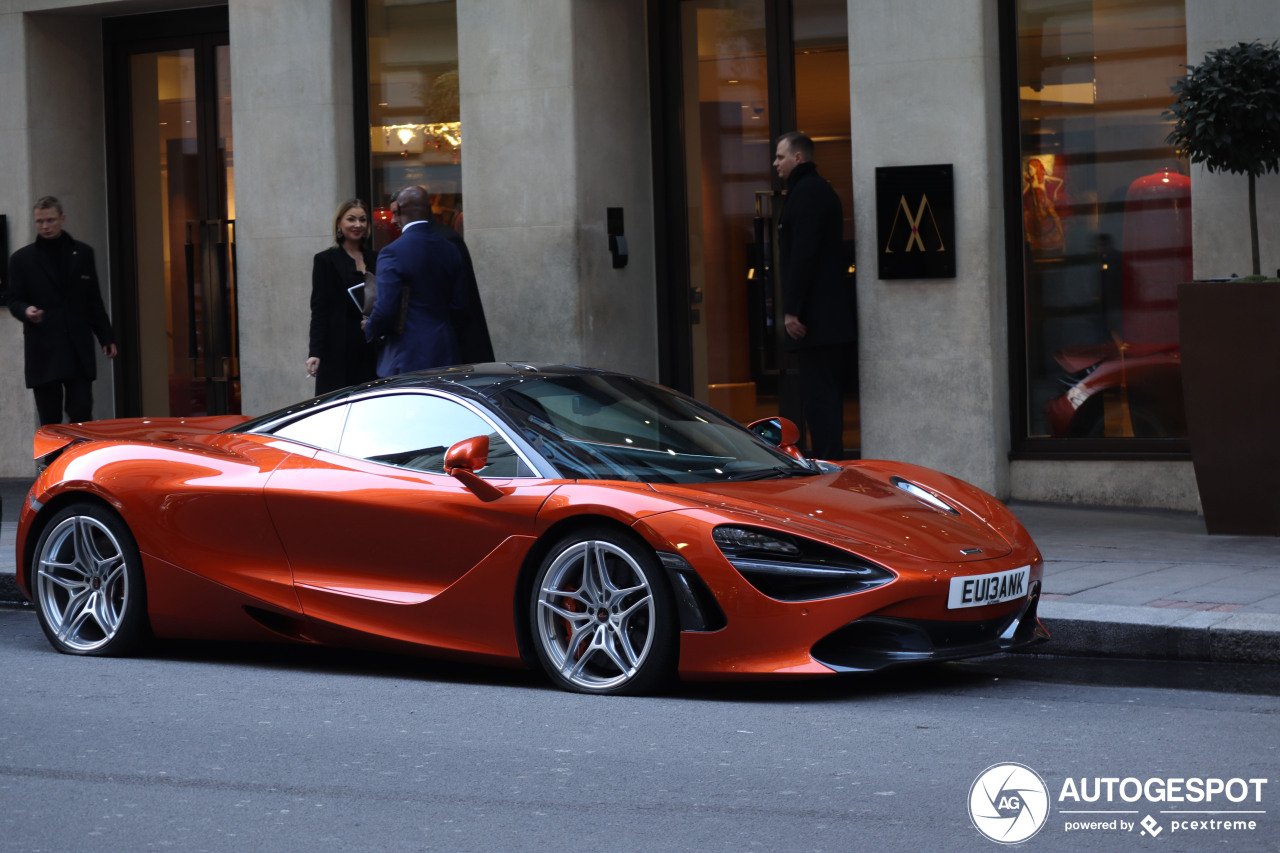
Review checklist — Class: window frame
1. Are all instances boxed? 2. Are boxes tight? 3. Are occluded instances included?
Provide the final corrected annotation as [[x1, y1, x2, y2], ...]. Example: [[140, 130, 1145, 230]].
[[998, 0, 1191, 461], [256, 389, 543, 480], [336, 391, 536, 478]]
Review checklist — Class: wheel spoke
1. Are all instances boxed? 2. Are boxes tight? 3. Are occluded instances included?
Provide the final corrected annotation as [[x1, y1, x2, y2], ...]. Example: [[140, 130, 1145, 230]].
[[73, 517, 106, 569], [614, 592, 653, 623], [563, 640, 595, 679], [605, 621, 641, 670], [589, 544, 618, 595], [538, 598, 593, 625], [562, 625, 608, 679], [56, 590, 96, 644], [38, 565, 88, 594], [582, 543, 608, 603], [564, 625, 627, 679], [596, 626, 634, 673], [92, 589, 121, 634], [101, 559, 127, 596]]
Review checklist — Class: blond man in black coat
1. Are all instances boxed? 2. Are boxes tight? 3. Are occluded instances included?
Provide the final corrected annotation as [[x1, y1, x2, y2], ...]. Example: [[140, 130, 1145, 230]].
[[6, 197, 116, 425], [773, 132, 856, 460]]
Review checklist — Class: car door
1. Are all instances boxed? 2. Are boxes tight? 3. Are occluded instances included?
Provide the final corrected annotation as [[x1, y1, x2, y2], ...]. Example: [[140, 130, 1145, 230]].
[[263, 391, 561, 659]]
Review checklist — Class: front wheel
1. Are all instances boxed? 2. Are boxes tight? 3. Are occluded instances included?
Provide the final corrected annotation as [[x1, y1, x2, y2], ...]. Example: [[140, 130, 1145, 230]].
[[32, 502, 148, 656], [530, 527, 677, 695]]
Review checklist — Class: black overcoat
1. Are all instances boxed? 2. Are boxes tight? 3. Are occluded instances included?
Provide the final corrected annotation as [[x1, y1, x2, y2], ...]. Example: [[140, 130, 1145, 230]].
[[778, 161, 856, 349], [6, 234, 115, 388], [429, 222, 494, 364], [308, 245, 379, 395]]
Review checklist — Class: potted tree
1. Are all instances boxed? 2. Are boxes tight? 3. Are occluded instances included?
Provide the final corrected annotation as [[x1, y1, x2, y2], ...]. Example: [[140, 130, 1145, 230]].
[[1166, 40, 1280, 535]]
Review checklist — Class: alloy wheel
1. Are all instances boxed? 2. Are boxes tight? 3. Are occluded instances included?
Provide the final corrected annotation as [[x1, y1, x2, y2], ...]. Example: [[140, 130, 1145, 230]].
[[34, 507, 144, 655], [532, 532, 673, 694]]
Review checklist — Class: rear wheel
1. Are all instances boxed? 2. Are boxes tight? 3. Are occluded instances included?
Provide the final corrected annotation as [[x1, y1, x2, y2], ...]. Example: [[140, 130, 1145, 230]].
[[530, 527, 676, 695], [32, 502, 148, 656]]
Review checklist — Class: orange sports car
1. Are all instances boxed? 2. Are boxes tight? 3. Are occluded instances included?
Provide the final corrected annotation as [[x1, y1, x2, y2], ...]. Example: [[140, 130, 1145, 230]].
[[15, 364, 1047, 695]]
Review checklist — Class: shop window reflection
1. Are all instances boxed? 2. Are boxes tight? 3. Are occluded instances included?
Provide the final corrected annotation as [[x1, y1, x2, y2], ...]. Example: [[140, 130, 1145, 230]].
[[365, 0, 461, 248], [1016, 1, 1189, 441]]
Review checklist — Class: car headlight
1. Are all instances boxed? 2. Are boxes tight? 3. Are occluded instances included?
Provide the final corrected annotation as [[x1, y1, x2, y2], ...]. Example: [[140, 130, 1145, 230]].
[[712, 525, 895, 602]]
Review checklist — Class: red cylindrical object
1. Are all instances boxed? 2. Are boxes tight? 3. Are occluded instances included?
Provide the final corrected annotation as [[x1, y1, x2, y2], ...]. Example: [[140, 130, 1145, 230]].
[[1121, 168, 1192, 342]]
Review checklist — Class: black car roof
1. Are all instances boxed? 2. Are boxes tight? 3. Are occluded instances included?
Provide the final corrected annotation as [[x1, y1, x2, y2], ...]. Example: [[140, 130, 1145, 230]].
[[388, 362, 611, 388]]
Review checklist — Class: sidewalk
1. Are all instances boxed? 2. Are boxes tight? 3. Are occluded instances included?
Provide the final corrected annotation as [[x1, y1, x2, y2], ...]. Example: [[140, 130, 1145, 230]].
[[3, 477, 1278, 664], [1008, 502, 1280, 665]]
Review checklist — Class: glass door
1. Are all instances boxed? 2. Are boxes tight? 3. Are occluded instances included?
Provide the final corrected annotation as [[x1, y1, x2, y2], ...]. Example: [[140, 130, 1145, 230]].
[[107, 10, 237, 417], [668, 0, 858, 452], [678, 0, 773, 423]]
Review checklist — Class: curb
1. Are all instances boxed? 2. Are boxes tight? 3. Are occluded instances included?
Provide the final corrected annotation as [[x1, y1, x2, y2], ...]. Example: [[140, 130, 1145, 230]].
[[1036, 601, 1280, 666], [0, 574, 27, 608]]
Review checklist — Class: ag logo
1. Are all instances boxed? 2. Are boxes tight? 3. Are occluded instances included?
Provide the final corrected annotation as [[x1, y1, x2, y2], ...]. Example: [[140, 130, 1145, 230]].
[[968, 763, 1051, 844]]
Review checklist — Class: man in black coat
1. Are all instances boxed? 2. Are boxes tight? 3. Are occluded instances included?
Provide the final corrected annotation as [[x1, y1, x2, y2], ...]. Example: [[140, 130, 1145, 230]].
[[6, 197, 117, 425], [773, 131, 856, 460]]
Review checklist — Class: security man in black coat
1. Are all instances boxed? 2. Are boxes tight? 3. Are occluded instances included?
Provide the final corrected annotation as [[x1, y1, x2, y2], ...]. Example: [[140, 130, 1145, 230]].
[[773, 132, 856, 460], [6, 196, 117, 425]]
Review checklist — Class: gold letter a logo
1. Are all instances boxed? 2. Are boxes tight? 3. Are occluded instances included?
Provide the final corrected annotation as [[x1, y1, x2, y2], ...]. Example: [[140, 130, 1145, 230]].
[[884, 194, 947, 254]]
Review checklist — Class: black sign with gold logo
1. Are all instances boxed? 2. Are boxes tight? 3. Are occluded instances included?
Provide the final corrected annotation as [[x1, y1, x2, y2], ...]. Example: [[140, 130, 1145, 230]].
[[875, 164, 955, 280]]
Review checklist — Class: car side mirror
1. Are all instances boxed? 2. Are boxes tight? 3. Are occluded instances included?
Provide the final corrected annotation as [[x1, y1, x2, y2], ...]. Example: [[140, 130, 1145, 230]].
[[445, 435, 503, 502], [746, 417, 805, 461]]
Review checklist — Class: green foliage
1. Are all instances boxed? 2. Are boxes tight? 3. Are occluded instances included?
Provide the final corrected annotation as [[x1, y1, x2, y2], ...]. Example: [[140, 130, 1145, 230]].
[[1166, 40, 1280, 178]]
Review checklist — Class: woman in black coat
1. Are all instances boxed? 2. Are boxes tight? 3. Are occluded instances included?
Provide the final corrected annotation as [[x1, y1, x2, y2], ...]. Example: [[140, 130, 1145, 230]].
[[306, 199, 378, 394]]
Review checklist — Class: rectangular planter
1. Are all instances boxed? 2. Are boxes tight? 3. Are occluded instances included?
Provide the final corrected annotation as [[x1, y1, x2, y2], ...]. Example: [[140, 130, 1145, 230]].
[[1177, 280, 1280, 535]]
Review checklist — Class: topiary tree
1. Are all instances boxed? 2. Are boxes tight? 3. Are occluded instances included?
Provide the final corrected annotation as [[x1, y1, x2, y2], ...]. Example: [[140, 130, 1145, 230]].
[[1166, 40, 1280, 277]]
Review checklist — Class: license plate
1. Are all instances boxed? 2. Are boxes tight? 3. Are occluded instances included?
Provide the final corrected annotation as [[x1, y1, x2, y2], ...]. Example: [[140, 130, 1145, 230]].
[[947, 565, 1030, 609]]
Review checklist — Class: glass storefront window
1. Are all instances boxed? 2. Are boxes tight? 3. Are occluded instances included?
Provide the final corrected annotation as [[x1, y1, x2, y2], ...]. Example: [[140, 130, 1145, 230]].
[[364, 0, 461, 249], [1014, 1, 1189, 443]]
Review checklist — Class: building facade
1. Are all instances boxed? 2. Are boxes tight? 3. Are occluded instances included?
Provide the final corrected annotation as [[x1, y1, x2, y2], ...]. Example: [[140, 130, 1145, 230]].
[[1, 0, 1276, 513]]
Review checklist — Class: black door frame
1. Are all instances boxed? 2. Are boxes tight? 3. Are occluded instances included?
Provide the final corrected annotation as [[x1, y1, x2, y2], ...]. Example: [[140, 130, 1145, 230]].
[[103, 6, 231, 417]]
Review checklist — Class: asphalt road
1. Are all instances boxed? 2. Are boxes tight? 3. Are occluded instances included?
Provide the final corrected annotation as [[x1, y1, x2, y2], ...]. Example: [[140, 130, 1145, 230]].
[[1, 608, 1277, 853]]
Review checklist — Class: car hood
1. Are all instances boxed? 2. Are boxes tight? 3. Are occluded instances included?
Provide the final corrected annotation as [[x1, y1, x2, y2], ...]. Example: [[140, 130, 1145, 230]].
[[650, 465, 1012, 563]]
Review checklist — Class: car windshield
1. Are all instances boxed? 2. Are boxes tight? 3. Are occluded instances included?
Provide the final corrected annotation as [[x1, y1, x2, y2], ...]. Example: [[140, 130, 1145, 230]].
[[488, 374, 815, 483]]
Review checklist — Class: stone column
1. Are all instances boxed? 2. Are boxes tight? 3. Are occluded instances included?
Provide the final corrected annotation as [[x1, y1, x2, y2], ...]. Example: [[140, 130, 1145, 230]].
[[232, 0, 358, 415], [0, 11, 107, 474], [457, 0, 657, 378], [848, 0, 1010, 495]]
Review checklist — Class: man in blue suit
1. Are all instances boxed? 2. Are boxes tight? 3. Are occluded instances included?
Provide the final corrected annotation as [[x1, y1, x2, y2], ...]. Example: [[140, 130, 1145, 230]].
[[365, 185, 467, 375]]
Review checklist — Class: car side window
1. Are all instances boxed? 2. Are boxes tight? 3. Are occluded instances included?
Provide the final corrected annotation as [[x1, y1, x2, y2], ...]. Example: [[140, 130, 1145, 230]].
[[338, 393, 528, 477], [272, 403, 349, 451]]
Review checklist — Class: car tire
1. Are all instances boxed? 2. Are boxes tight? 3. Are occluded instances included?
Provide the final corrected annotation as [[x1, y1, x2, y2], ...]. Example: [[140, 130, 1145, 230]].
[[529, 527, 677, 695], [32, 502, 148, 656]]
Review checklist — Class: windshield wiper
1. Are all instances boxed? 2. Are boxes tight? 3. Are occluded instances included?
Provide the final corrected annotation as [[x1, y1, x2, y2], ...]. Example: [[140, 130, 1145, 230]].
[[725, 465, 815, 481]]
